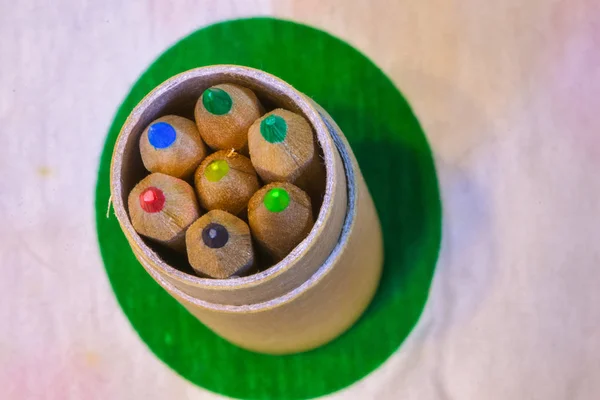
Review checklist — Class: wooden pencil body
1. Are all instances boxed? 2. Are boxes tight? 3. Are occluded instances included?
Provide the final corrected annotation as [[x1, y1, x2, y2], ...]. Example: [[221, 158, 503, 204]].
[[186, 210, 254, 279], [194, 150, 259, 215], [139, 115, 207, 179], [248, 182, 314, 261], [248, 109, 325, 198], [111, 66, 383, 354], [127, 173, 200, 251], [194, 83, 263, 152]]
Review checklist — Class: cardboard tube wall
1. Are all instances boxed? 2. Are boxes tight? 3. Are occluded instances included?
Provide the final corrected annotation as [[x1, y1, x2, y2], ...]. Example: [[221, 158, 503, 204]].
[[110, 66, 383, 354]]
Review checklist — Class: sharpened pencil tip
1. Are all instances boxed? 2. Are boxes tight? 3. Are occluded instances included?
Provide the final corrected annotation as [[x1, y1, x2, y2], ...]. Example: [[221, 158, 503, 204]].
[[202, 87, 233, 115], [260, 114, 287, 143], [263, 187, 290, 213], [139, 187, 165, 213]]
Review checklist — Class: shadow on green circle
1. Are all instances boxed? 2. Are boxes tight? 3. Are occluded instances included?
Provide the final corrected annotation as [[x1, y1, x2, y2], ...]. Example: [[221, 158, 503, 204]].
[[95, 17, 442, 400]]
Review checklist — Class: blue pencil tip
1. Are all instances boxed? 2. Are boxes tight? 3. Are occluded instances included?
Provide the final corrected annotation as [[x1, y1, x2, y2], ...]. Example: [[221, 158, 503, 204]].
[[148, 122, 177, 149]]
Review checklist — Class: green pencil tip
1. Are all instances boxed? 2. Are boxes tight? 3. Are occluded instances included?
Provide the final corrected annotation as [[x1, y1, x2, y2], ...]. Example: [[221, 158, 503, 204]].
[[260, 114, 287, 143], [263, 187, 290, 213], [202, 87, 233, 115]]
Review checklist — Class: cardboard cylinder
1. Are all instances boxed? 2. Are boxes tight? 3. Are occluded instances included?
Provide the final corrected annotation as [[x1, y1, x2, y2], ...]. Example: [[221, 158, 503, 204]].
[[110, 66, 383, 354]]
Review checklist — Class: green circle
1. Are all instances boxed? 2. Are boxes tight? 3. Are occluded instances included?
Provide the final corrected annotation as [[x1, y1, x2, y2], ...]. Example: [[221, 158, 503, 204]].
[[204, 159, 230, 182], [95, 18, 441, 400], [263, 187, 290, 212], [202, 87, 233, 115], [261, 114, 288, 143]]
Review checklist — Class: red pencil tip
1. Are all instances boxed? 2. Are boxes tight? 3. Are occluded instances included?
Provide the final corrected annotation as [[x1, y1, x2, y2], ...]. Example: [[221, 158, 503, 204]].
[[139, 187, 165, 213]]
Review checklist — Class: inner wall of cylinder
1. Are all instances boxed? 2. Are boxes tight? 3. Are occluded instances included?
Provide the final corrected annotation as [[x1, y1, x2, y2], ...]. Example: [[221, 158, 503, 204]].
[[120, 74, 326, 274]]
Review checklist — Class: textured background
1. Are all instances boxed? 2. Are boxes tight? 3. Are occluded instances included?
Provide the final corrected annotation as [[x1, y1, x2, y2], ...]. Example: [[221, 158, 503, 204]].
[[2, 1, 600, 399]]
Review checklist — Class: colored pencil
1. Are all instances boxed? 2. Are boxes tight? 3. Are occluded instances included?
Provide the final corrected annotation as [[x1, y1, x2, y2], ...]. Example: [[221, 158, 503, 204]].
[[139, 115, 208, 179], [186, 209, 254, 278]]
